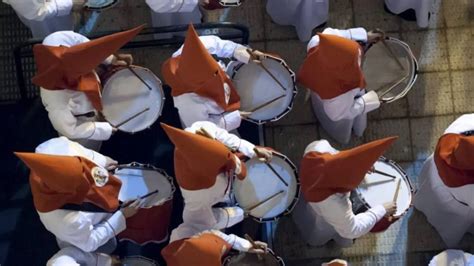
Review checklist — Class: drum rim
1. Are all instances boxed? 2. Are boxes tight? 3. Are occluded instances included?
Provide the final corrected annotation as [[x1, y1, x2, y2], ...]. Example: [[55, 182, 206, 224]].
[[115, 162, 176, 208], [222, 248, 285, 266], [354, 156, 415, 218], [121, 255, 158, 265], [101, 66, 165, 134], [363, 37, 419, 104], [218, 0, 242, 6], [84, 0, 119, 10], [235, 152, 301, 223], [231, 54, 298, 124]]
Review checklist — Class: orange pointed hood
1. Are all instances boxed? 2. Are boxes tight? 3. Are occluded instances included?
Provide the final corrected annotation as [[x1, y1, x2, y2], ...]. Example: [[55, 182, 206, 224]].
[[15, 152, 122, 212], [297, 33, 366, 99], [300, 137, 397, 202], [161, 123, 240, 190], [162, 24, 240, 111], [434, 133, 474, 187], [32, 25, 145, 111], [161, 233, 231, 266]]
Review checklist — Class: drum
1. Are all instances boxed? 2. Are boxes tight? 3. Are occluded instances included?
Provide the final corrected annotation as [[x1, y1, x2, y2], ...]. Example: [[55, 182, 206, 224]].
[[101, 65, 165, 134], [362, 37, 418, 103], [84, 0, 119, 11], [233, 152, 300, 222], [350, 157, 414, 232], [122, 256, 158, 266], [223, 249, 285, 266], [203, 0, 243, 10], [115, 163, 175, 245], [231, 54, 297, 124]]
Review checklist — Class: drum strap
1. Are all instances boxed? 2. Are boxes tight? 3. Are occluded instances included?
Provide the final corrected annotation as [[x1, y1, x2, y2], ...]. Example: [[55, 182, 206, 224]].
[[60, 202, 116, 213], [73, 111, 96, 118]]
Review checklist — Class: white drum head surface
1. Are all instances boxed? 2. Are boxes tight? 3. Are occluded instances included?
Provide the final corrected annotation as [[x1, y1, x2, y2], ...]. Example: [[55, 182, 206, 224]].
[[233, 154, 298, 220], [363, 38, 416, 102], [232, 57, 295, 123], [115, 167, 172, 208], [102, 67, 164, 133], [357, 160, 411, 217]]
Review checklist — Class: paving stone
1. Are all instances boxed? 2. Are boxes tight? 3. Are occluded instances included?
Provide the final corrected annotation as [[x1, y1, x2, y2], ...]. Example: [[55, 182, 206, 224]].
[[265, 39, 307, 71], [410, 115, 455, 161], [446, 27, 474, 70], [400, 0, 444, 30], [133, 46, 178, 80], [407, 72, 453, 116], [93, 7, 132, 32], [451, 70, 474, 113], [263, 125, 274, 147], [443, 0, 474, 28], [223, 0, 265, 41], [401, 29, 449, 72], [368, 98, 409, 120], [272, 124, 318, 168], [365, 118, 412, 162], [317, 126, 365, 151], [263, 12, 299, 41], [354, 0, 401, 32], [327, 0, 354, 29], [268, 88, 317, 126], [127, 3, 152, 28]]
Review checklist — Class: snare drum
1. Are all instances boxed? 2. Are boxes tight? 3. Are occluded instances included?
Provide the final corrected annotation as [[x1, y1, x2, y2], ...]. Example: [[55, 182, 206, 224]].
[[233, 152, 300, 222], [122, 256, 158, 266], [203, 0, 243, 10], [84, 0, 119, 11], [115, 163, 175, 245], [362, 37, 418, 103], [101, 65, 165, 134], [350, 157, 414, 232], [223, 249, 285, 266], [231, 55, 297, 124]]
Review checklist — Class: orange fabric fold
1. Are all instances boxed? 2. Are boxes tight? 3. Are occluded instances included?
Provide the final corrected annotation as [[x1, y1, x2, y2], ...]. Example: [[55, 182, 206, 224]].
[[300, 137, 397, 202], [297, 33, 366, 99], [434, 133, 474, 187], [15, 152, 121, 212], [32, 25, 145, 111], [162, 24, 240, 111]]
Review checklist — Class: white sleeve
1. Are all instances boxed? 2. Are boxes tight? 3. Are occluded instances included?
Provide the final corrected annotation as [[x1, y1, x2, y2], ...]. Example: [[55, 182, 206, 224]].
[[205, 230, 252, 252], [47, 246, 112, 266], [307, 27, 368, 51], [146, 0, 198, 13], [43, 31, 90, 47], [8, 0, 72, 21], [322, 90, 380, 121], [314, 194, 386, 239], [172, 36, 246, 60], [186, 121, 256, 158]]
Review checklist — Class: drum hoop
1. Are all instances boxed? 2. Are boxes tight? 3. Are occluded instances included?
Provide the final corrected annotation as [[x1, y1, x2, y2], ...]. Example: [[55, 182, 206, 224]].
[[238, 152, 301, 223], [363, 37, 419, 104], [231, 55, 298, 125], [222, 248, 285, 266], [355, 156, 415, 218], [121, 255, 157, 265], [115, 162, 176, 207], [102, 66, 165, 134], [84, 0, 119, 10], [219, 0, 242, 6]]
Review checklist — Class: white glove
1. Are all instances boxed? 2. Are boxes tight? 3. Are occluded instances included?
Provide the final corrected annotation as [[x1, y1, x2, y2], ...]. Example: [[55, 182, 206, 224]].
[[361, 90, 381, 113]]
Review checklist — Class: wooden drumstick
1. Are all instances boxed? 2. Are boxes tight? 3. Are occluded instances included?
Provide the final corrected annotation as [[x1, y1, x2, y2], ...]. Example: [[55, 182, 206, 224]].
[[114, 107, 150, 128], [127, 67, 153, 91], [245, 49, 287, 92], [371, 168, 397, 179], [120, 189, 159, 208], [246, 190, 285, 213], [247, 94, 286, 113], [257, 151, 289, 187], [244, 234, 265, 260], [388, 179, 401, 222]]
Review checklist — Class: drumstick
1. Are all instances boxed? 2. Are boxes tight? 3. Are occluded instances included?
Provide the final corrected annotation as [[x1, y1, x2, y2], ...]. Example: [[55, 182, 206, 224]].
[[259, 153, 289, 187], [378, 74, 409, 100], [381, 39, 405, 71], [114, 107, 150, 128], [244, 234, 265, 260], [245, 49, 287, 92], [246, 190, 285, 213], [127, 67, 153, 91], [120, 189, 159, 208], [371, 168, 397, 179], [360, 179, 394, 187], [388, 179, 401, 222], [247, 94, 286, 113]]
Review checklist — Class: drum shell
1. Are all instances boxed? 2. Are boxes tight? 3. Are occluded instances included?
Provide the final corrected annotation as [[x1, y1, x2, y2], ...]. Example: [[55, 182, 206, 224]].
[[222, 248, 285, 266], [203, 0, 243, 10]]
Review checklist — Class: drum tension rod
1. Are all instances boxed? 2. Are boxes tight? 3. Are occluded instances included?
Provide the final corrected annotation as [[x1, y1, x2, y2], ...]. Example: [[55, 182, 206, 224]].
[[127, 67, 153, 91]]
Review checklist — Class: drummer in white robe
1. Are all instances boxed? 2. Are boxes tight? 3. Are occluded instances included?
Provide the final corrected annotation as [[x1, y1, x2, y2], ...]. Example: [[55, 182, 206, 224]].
[[32, 25, 143, 150], [414, 114, 474, 247], [429, 249, 474, 266], [162, 24, 265, 131], [162, 230, 267, 266], [161, 122, 272, 242], [297, 27, 383, 144], [14, 137, 144, 265], [384, 0, 435, 28], [292, 137, 397, 246], [266, 0, 329, 42]]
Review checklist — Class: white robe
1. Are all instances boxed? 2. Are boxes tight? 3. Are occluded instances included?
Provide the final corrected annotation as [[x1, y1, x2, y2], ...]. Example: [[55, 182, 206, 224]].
[[171, 35, 251, 131], [307, 27, 380, 144], [414, 114, 474, 247], [34, 137, 126, 263], [39, 31, 114, 150], [47, 246, 112, 266], [2, 0, 74, 38], [169, 121, 256, 242], [428, 250, 474, 266], [292, 140, 386, 246], [384, 0, 434, 28], [266, 0, 329, 42]]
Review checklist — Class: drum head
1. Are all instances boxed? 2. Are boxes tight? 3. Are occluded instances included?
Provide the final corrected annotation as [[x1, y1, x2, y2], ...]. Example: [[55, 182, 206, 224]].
[[122, 256, 157, 266], [85, 0, 119, 10], [232, 56, 296, 124], [356, 159, 412, 217], [233, 154, 299, 221], [102, 67, 164, 133], [115, 166, 173, 208], [362, 38, 417, 103], [223, 250, 283, 266]]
